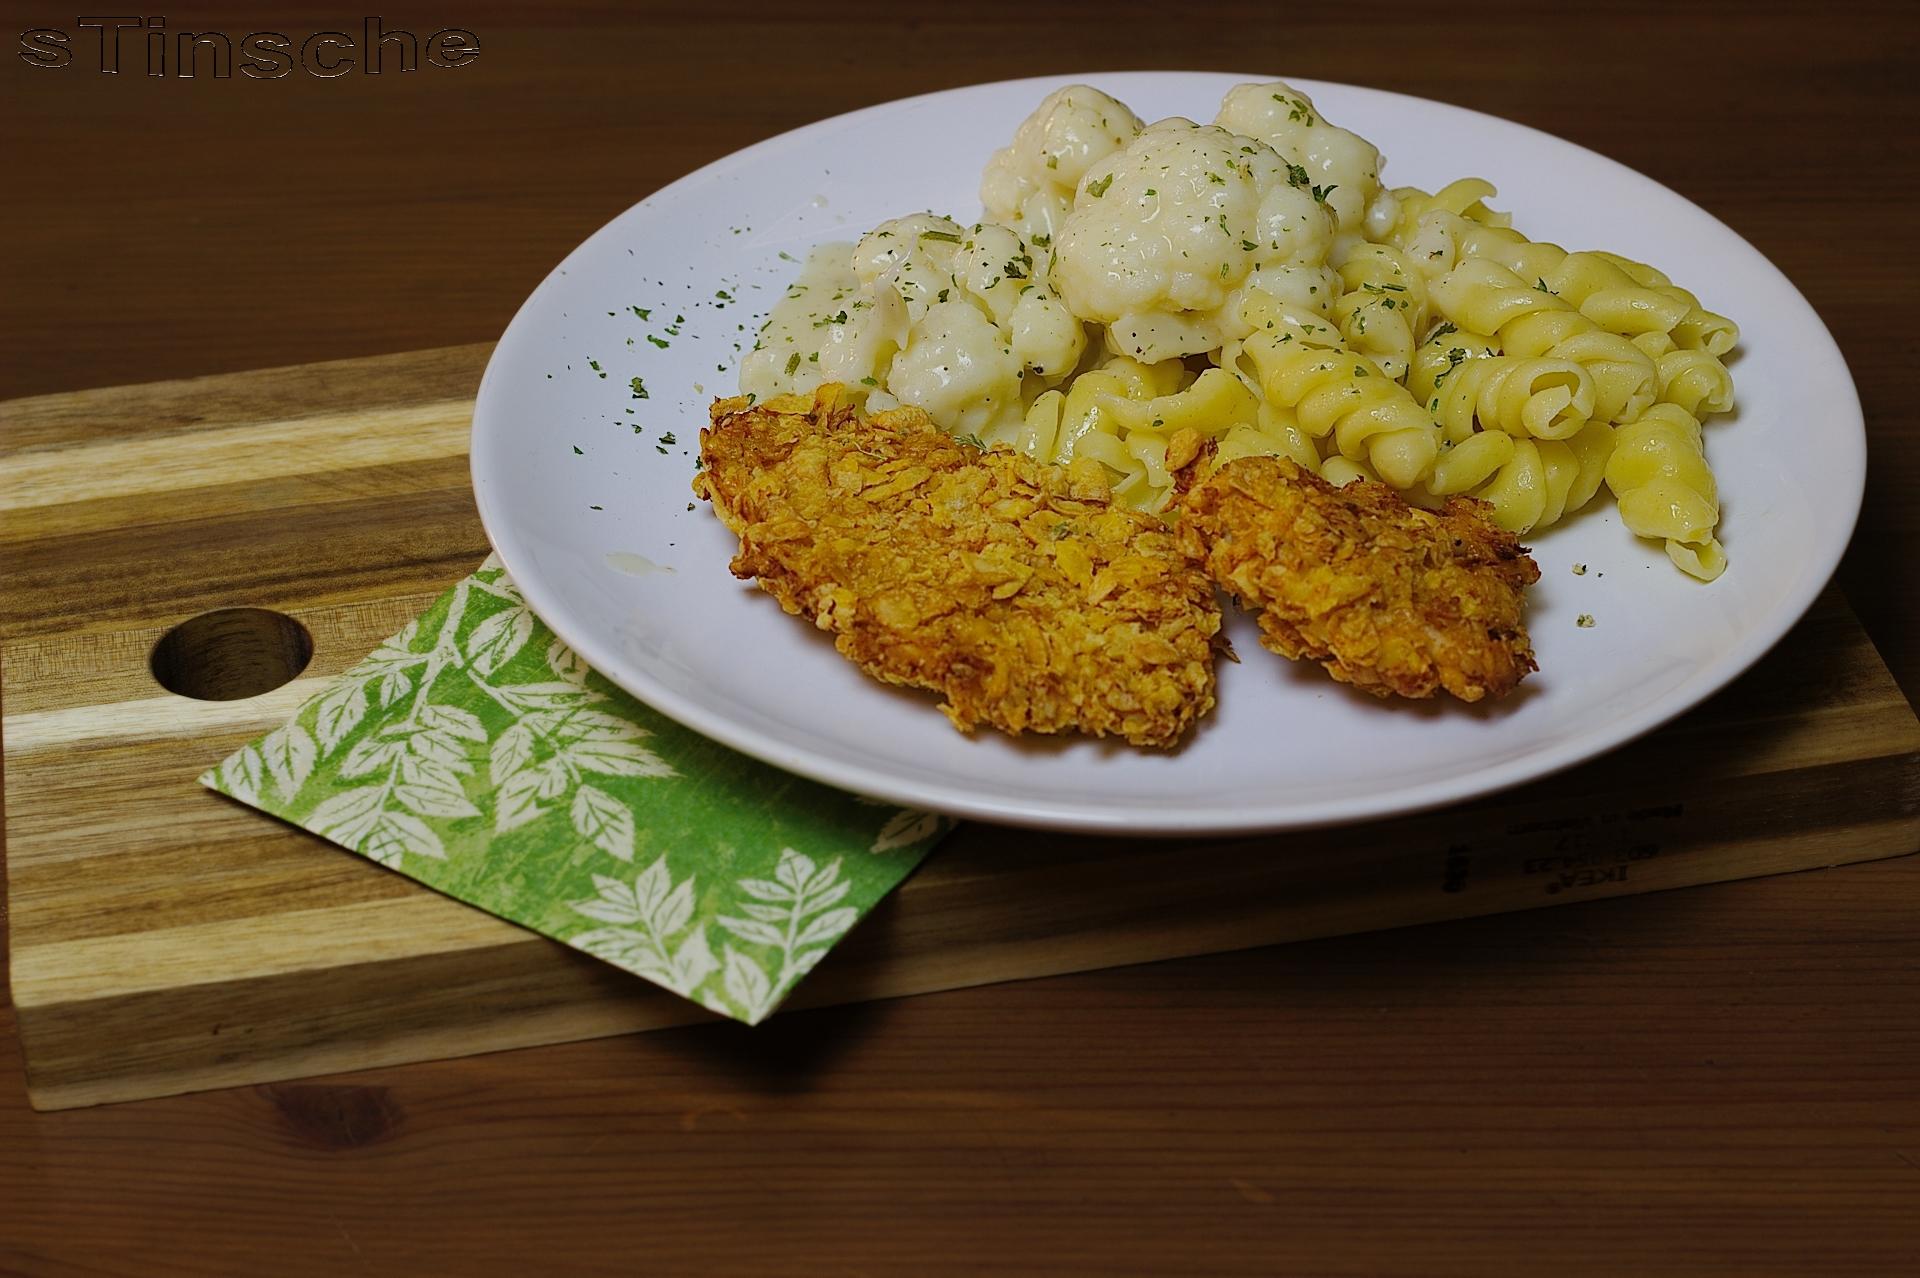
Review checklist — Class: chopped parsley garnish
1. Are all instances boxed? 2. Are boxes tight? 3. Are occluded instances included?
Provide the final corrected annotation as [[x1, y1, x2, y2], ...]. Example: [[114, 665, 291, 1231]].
[[784, 352, 801, 376], [1576, 613, 1596, 628], [954, 433, 985, 450], [572, 445, 583, 454], [1311, 183, 1337, 204], [1284, 162, 1309, 189], [1536, 278, 1555, 294], [659, 432, 677, 445], [646, 334, 670, 349], [860, 376, 878, 386], [630, 376, 649, 399], [920, 229, 963, 244], [631, 306, 650, 319], [1272, 93, 1315, 124], [1086, 174, 1113, 198]]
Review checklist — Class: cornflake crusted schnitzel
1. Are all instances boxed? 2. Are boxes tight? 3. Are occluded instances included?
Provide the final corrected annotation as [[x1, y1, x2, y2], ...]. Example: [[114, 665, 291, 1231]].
[[1175, 454, 1540, 702], [694, 387, 1222, 747]]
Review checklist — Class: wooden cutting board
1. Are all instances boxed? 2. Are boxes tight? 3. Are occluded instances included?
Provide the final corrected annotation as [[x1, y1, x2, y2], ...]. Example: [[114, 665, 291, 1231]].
[[4, 345, 1917, 1111]]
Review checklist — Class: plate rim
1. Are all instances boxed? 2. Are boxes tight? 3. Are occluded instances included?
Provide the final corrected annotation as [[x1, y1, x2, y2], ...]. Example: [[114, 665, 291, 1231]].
[[471, 70, 1867, 835]]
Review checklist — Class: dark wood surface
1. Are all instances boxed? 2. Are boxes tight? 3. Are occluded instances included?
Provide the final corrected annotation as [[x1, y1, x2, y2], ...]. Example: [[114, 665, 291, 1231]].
[[3, 2, 1916, 1271]]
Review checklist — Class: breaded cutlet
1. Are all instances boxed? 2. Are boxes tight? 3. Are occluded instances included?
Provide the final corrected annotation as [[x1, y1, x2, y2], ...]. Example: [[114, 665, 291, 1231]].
[[694, 387, 1222, 746], [1175, 453, 1539, 702]]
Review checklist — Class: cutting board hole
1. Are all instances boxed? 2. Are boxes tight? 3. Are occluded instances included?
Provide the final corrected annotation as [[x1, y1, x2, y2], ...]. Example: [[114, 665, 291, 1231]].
[[150, 608, 313, 701]]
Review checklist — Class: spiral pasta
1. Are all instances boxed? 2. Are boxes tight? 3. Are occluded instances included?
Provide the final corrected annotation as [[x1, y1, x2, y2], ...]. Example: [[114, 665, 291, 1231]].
[[1432, 353, 1598, 442], [1605, 402, 1725, 581], [1015, 356, 1263, 510], [1410, 211, 1692, 340], [1231, 330, 1440, 489], [1372, 177, 1510, 248], [1330, 241, 1429, 380], [1632, 330, 1736, 419], [1428, 420, 1616, 536], [1591, 251, 1739, 356], [1428, 258, 1660, 426]]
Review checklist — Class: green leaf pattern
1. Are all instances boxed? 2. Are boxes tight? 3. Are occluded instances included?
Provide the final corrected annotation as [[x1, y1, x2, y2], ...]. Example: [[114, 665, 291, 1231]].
[[202, 556, 951, 1024]]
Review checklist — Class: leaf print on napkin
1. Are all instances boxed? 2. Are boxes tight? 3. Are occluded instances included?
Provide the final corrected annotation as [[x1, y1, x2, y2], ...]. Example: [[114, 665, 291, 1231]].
[[567, 860, 719, 995], [715, 850, 860, 1021], [201, 556, 949, 1025]]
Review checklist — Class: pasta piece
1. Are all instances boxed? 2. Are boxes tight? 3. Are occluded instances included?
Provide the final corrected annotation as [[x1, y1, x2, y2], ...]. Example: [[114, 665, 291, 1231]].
[[1605, 402, 1724, 580], [1632, 331, 1736, 419], [1231, 329, 1440, 489], [1429, 258, 1660, 425], [1433, 354, 1596, 442], [1427, 420, 1615, 535], [1330, 241, 1429, 380], [1407, 326, 1500, 412], [1412, 211, 1693, 340], [1371, 177, 1510, 248], [1589, 251, 1739, 356], [1406, 326, 1612, 534], [1215, 403, 1325, 473], [1016, 357, 1260, 511]]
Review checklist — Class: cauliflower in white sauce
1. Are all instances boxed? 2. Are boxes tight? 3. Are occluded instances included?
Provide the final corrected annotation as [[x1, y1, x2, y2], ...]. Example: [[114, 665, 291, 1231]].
[[980, 85, 1143, 243], [742, 213, 1082, 440], [1051, 118, 1338, 363], [1215, 80, 1383, 244]]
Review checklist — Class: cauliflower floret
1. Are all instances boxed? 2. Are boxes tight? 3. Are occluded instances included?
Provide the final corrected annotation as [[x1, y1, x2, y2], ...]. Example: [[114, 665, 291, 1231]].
[[749, 218, 1082, 436], [741, 245, 906, 402], [886, 299, 1023, 439], [1052, 118, 1337, 363], [980, 85, 1142, 244], [852, 212, 966, 322], [949, 221, 1087, 377], [1008, 291, 1083, 378], [1216, 81, 1382, 244]]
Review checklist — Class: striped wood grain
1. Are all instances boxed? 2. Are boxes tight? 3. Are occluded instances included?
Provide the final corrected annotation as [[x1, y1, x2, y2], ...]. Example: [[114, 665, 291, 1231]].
[[3, 346, 1916, 1110]]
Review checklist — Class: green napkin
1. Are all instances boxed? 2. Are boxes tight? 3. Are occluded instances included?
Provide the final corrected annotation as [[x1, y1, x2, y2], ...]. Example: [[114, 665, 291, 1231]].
[[202, 556, 951, 1023]]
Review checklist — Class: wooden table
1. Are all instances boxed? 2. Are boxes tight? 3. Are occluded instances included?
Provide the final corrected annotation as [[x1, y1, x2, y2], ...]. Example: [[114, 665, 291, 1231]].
[[3, 3, 1916, 1271]]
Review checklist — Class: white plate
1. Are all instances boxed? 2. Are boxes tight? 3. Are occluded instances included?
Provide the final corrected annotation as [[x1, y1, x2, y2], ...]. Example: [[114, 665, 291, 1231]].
[[471, 71, 1865, 835]]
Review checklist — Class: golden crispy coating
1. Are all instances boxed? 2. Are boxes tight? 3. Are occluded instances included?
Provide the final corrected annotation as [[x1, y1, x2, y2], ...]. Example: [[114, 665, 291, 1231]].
[[1176, 455, 1539, 702], [694, 387, 1221, 747]]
